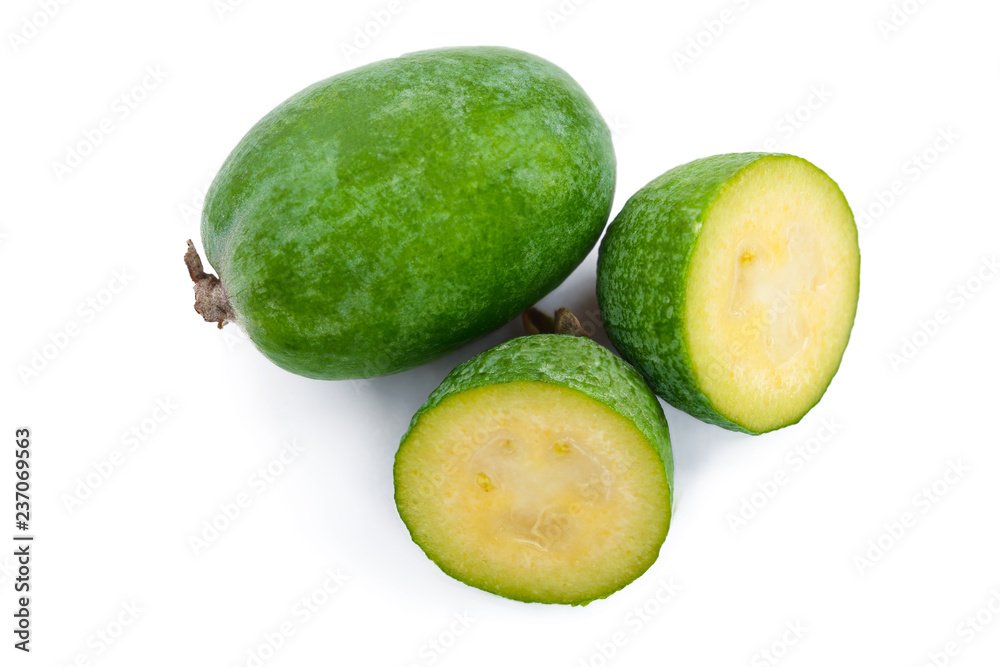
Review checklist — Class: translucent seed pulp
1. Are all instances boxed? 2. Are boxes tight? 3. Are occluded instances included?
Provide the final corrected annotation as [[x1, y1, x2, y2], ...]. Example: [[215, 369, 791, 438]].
[[467, 431, 613, 552], [728, 222, 828, 366]]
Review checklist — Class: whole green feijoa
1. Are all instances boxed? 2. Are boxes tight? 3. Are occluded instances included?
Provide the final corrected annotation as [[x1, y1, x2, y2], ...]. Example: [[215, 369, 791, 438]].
[[188, 46, 616, 380], [597, 153, 859, 434], [394, 333, 673, 605]]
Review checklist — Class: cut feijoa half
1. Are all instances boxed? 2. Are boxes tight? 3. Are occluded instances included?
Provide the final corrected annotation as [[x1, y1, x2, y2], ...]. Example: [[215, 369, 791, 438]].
[[597, 153, 859, 434], [394, 333, 673, 605]]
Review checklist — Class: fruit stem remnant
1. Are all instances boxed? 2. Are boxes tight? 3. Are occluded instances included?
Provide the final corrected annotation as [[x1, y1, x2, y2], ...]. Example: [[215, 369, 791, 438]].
[[522, 307, 589, 337], [185, 240, 235, 329]]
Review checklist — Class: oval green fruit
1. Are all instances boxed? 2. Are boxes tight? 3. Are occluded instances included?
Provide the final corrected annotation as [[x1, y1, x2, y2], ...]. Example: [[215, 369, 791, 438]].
[[191, 46, 616, 379], [394, 334, 673, 605], [598, 153, 860, 434]]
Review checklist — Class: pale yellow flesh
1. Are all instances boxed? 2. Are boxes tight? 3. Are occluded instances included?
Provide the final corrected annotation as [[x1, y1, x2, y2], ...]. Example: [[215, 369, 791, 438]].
[[686, 158, 859, 432], [396, 381, 670, 604]]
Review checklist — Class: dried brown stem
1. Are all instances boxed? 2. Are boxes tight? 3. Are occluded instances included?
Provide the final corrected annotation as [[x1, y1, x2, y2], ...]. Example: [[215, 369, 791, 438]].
[[521, 307, 589, 338], [185, 240, 234, 329]]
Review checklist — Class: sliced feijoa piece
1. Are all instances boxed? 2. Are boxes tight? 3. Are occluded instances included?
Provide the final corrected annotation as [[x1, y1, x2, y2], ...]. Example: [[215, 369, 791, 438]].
[[597, 153, 860, 434], [394, 334, 673, 605]]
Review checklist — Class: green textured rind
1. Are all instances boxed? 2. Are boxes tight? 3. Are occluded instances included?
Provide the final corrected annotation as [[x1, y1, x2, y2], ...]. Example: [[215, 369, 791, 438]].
[[597, 153, 855, 435], [598, 154, 771, 433], [201, 46, 615, 380], [395, 334, 673, 605]]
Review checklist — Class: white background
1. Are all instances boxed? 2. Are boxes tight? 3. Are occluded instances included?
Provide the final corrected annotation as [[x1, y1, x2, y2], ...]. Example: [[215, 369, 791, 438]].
[[3, 0, 999, 665]]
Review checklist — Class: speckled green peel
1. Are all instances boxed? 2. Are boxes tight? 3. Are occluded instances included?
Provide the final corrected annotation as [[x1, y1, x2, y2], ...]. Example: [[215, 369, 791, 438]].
[[394, 334, 673, 605], [597, 153, 860, 434], [197, 46, 616, 379]]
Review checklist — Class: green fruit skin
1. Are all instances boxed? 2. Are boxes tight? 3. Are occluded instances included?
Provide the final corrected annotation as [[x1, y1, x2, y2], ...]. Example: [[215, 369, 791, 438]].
[[201, 46, 615, 380], [395, 334, 674, 605], [597, 153, 858, 435]]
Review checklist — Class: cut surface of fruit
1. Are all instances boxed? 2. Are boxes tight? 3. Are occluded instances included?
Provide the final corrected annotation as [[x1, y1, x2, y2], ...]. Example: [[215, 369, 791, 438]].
[[686, 157, 858, 432], [396, 381, 669, 605], [394, 334, 672, 605], [597, 153, 859, 434]]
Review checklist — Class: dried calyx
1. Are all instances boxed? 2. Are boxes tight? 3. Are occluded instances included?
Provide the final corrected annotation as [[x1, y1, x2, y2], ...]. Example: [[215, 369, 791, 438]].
[[521, 307, 589, 337], [184, 240, 234, 329]]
